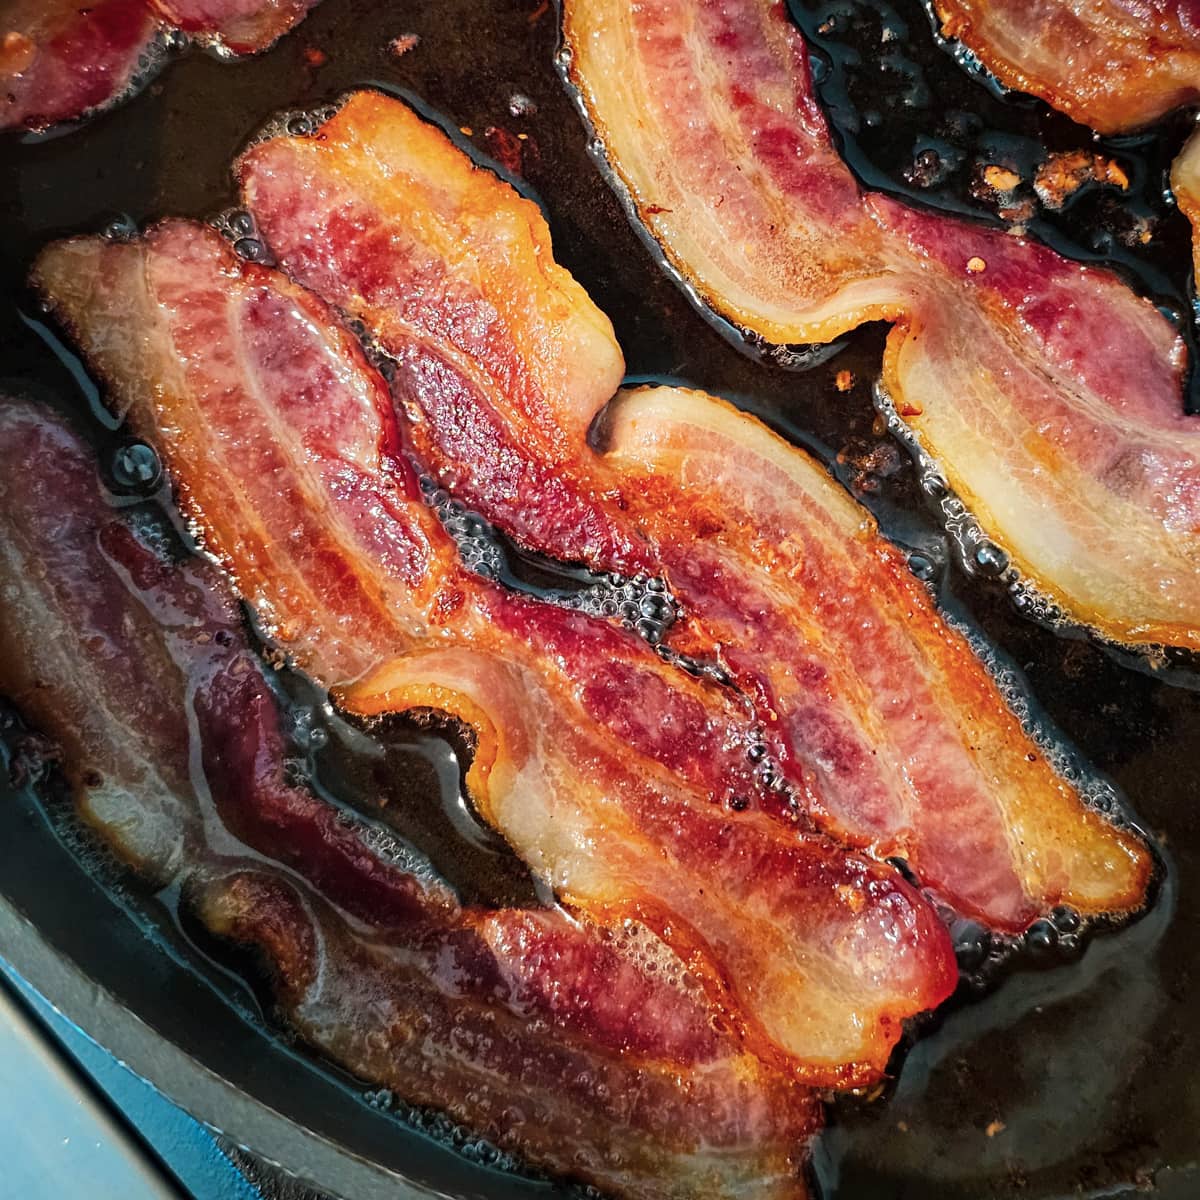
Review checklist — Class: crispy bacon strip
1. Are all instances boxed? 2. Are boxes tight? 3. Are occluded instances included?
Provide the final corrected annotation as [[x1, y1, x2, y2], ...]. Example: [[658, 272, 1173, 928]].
[[0, 401, 819, 1199], [931, 0, 1200, 133], [341, 643, 956, 1083], [34, 220, 958, 1082], [237, 89, 1151, 932], [557, 0, 1200, 650], [0, 0, 318, 133]]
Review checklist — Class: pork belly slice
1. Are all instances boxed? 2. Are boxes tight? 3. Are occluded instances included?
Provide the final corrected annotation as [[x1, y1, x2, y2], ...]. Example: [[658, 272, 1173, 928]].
[[0, 0, 318, 133], [237, 89, 1151, 932], [34, 220, 957, 1082], [931, 0, 1200, 134], [557, 0, 1199, 650], [0, 399, 821, 1200]]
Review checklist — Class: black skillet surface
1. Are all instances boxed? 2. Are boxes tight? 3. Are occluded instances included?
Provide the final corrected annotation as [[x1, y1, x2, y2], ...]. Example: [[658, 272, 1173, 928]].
[[1, 0, 1199, 1197]]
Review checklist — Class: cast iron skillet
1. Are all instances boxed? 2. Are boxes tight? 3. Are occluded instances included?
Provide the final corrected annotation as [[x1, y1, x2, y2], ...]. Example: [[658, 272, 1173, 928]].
[[1, 1, 1199, 1196]]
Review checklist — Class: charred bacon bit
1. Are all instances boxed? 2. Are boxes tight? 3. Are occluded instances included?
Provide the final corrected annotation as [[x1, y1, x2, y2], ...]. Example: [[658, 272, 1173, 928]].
[[561, 0, 1200, 651], [1033, 150, 1129, 210], [0, 0, 319, 134], [34, 220, 958, 1080], [236, 89, 1151, 930], [0, 404, 819, 1199], [201, 871, 821, 1200], [932, 0, 1200, 133]]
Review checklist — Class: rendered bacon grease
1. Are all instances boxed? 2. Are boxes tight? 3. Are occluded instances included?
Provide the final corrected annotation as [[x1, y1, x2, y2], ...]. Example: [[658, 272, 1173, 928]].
[[0, 399, 823, 1200], [560, 0, 1200, 651], [0, 0, 320, 132], [235, 90, 1150, 934], [925, 0, 1200, 291]]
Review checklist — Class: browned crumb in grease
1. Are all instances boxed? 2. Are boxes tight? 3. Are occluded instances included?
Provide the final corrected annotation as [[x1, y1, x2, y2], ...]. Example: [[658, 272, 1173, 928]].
[[982, 164, 1021, 191], [971, 161, 1035, 223], [1034, 150, 1129, 209], [0, 30, 35, 76], [389, 33, 420, 58]]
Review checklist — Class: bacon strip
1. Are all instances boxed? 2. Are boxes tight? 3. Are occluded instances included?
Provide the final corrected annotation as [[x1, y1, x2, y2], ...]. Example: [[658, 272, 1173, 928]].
[[0, 0, 159, 133], [557, 0, 1200, 651], [149, 0, 317, 54], [931, 0, 1200, 133], [33, 220, 958, 1082], [0, 400, 820, 1199], [0, 400, 213, 879], [200, 871, 821, 1200], [0, 0, 318, 133], [237, 89, 1151, 932]]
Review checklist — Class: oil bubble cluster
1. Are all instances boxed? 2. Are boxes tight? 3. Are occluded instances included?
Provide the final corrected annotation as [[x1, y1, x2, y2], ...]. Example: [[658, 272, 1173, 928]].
[[948, 902, 1091, 992], [209, 208, 273, 265]]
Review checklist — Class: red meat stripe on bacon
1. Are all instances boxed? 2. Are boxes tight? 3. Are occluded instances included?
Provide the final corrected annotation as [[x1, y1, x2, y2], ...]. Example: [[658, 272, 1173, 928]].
[[234, 89, 1151, 933], [33, 221, 960, 1087], [0, 399, 821, 1200]]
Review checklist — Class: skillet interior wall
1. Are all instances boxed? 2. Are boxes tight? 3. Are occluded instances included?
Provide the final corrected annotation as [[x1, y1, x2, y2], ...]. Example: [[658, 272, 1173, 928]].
[[0, 1, 1197, 1197]]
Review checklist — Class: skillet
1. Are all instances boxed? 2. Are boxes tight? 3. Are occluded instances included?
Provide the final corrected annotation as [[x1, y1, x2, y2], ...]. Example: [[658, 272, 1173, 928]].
[[1, 0, 1198, 1195]]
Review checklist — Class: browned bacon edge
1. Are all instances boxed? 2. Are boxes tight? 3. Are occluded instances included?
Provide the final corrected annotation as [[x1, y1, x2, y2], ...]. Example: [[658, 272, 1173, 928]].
[[0, 396, 821, 1200], [1173, 131, 1200, 289], [930, 0, 1200, 134]]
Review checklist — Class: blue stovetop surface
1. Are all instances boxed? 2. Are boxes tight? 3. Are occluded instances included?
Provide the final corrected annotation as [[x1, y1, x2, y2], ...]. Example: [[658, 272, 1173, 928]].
[[0, 955, 268, 1200]]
